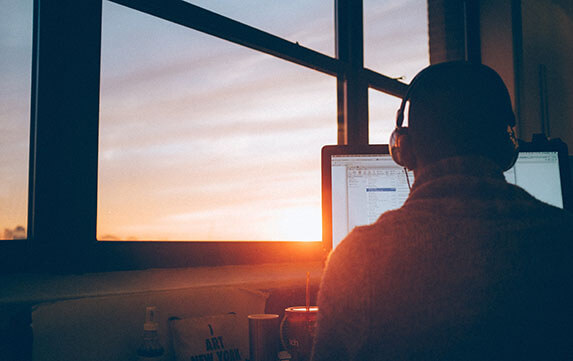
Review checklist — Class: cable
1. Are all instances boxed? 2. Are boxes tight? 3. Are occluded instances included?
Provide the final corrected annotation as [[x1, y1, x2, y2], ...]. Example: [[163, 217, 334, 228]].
[[404, 167, 411, 190]]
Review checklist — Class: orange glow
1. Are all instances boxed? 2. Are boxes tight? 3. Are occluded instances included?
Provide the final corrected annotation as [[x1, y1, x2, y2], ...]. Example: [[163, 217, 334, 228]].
[[97, 203, 323, 242], [271, 206, 323, 242]]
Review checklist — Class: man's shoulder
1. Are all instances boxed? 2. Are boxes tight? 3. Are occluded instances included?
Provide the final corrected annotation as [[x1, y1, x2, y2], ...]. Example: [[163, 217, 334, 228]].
[[527, 202, 573, 236], [507, 191, 573, 227], [330, 208, 406, 260]]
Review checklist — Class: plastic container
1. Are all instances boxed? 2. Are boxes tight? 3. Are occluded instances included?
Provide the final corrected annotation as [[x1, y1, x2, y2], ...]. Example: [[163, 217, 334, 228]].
[[137, 306, 165, 361]]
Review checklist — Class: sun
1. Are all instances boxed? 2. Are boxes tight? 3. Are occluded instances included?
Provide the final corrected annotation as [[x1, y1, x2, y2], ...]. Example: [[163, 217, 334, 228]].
[[273, 205, 322, 242]]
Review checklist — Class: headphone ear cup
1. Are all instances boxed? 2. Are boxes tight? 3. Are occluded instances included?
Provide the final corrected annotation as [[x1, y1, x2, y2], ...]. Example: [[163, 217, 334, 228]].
[[497, 125, 519, 171], [389, 127, 416, 170], [389, 127, 405, 167]]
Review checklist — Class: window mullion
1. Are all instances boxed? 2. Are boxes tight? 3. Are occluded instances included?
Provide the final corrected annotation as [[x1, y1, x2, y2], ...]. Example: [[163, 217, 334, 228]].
[[28, 0, 102, 270], [335, 0, 368, 145], [110, 0, 341, 78]]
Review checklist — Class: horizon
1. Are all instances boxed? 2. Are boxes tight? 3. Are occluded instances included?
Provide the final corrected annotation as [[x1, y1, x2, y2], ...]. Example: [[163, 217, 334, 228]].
[[0, 0, 429, 241]]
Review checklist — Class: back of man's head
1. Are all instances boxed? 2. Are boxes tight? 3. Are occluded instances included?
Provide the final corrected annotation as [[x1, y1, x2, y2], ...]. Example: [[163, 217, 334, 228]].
[[406, 61, 516, 169]]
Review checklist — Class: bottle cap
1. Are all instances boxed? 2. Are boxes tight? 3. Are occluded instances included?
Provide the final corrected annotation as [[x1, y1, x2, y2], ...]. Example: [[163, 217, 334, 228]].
[[144, 306, 159, 331]]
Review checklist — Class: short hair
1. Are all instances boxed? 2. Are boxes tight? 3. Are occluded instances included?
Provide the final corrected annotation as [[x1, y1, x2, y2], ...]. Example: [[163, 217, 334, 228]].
[[406, 62, 515, 166]]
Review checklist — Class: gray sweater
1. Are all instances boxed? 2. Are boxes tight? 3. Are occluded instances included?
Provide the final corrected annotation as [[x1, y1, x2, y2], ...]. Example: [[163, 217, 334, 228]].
[[312, 156, 573, 361]]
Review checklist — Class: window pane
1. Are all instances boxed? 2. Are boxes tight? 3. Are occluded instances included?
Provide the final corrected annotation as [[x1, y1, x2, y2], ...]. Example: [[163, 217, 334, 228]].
[[0, 0, 32, 240], [98, 2, 336, 242], [185, 0, 334, 56], [369, 89, 402, 145], [364, 0, 429, 82]]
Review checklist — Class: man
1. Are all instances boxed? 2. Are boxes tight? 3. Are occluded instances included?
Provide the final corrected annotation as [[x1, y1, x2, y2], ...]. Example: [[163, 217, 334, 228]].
[[311, 62, 573, 361]]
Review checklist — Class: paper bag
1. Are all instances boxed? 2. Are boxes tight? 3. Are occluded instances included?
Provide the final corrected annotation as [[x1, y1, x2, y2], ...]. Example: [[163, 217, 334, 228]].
[[170, 312, 247, 361]]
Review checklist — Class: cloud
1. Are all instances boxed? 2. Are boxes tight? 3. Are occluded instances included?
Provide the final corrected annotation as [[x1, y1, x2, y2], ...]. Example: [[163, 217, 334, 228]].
[[2, 0, 429, 237], [364, 0, 429, 80]]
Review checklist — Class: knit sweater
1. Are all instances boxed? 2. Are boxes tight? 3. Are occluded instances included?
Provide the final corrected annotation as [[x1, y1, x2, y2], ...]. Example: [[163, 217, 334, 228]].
[[312, 156, 573, 361]]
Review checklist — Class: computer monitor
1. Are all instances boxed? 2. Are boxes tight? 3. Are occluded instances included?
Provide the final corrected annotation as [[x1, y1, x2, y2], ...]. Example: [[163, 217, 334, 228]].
[[322, 142, 571, 250]]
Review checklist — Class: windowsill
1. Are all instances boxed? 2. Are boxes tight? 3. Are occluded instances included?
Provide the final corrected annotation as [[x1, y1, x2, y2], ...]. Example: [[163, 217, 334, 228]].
[[0, 261, 323, 306]]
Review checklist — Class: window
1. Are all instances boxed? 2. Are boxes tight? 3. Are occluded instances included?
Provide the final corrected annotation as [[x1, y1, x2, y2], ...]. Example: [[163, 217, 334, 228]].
[[98, 2, 336, 241], [368, 89, 403, 144], [185, 0, 334, 56], [7, 0, 429, 271], [364, 0, 429, 82], [0, 0, 33, 240], [365, 0, 429, 144]]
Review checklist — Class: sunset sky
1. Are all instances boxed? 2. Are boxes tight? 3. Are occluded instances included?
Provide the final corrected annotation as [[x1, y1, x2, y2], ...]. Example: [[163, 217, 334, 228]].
[[0, 0, 428, 241], [0, 0, 32, 239]]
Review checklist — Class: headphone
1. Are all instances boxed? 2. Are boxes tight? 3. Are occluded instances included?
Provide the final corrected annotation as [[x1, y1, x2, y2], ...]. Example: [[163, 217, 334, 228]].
[[388, 62, 519, 171]]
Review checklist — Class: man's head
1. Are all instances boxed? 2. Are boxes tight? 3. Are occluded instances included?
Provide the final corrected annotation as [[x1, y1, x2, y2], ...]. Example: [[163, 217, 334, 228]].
[[389, 61, 518, 171]]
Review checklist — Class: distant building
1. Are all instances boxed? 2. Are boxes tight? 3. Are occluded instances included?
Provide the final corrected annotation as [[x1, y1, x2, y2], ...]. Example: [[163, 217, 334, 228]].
[[13, 225, 26, 239], [3, 226, 26, 240]]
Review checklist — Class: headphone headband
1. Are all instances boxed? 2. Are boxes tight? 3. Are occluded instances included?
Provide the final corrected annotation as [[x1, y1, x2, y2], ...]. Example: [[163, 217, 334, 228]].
[[396, 62, 516, 129], [395, 63, 443, 128], [390, 61, 519, 171]]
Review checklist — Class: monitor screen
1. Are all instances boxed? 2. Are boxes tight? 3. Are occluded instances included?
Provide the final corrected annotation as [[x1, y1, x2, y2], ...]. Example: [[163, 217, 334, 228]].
[[322, 144, 570, 250], [504, 151, 563, 208], [330, 153, 412, 248]]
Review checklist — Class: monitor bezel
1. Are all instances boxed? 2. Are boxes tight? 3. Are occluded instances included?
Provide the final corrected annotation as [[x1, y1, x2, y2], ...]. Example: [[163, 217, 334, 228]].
[[321, 144, 392, 251]]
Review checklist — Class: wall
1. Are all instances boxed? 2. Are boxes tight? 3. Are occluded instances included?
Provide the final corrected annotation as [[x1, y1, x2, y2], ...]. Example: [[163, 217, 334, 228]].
[[519, 0, 573, 145], [479, 0, 517, 110], [480, 0, 573, 148]]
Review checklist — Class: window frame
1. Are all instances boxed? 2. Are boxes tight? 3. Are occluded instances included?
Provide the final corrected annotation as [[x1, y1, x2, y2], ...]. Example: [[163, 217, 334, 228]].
[[3, 0, 412, 272]]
